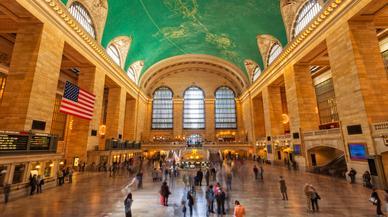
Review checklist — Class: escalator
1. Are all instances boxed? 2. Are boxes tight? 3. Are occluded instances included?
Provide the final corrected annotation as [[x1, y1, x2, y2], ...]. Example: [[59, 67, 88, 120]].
[[309, 154, 347, 178]]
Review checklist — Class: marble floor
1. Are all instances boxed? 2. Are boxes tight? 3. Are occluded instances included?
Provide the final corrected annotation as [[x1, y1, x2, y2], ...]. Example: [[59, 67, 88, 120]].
[[0, 160, 381, 217]]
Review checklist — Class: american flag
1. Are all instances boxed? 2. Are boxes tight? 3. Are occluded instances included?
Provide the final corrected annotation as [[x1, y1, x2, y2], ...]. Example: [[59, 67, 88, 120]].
[[59, 81, 96, 120]]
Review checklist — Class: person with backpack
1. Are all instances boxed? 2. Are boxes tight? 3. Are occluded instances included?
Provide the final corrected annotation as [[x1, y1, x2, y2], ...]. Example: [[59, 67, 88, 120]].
[[363, 171, 372, 188], [216, 187, 226, 215], [310, 187, 321, 212]]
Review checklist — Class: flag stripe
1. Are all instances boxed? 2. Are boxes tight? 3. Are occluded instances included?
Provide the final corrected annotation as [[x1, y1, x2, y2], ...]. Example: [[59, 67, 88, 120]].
[[59, 107, 92, 120], [59, 81, 95, 120], [62, 98, 94, 113], [59, 104, 93, 117]]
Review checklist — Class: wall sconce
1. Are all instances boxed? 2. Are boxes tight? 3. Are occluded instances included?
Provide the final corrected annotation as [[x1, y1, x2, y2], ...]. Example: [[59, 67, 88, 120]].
[[49, 163, 54, 167], [282, 114, 289, 124], [99, 125, 106, 136], [59, 161, 64, 165], [35, 165, 41, 169]]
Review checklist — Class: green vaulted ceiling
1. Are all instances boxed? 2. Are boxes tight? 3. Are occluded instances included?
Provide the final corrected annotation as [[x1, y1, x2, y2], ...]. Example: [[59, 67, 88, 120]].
[[63, 0, 287, 79]]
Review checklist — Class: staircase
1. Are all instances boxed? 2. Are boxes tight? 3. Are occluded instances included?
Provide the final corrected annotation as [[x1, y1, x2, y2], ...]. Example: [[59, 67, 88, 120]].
[[309, 154, 347, 178]]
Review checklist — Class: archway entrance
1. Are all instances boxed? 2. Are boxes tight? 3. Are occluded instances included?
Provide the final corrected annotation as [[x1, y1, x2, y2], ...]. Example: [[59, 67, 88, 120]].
[[307, 146, 347, 177]]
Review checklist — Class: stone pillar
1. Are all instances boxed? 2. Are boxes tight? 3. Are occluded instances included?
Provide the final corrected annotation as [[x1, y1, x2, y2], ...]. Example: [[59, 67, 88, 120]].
[[123, 96, 136, 141], [235, 100, 245, 142], [262, 86, 285, 136], [134, 96, 148, 141], [326, 21, 388, 174], [105, 86, 126, 140], [284, 64, 320, 133], [205, 99, 215, 141], [173, 99, 183, 139], [252, 94, 266, 138], [0, 23, 64, 132], [66, 66, 105, 164]]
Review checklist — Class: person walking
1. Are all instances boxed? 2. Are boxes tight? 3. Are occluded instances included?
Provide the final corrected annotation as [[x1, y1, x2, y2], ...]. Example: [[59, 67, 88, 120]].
[[29, 174, 37, 195], [36, 175, 44, 193], [205, 169, 210, 186], [215, 187, 226, 215], [160, 181, 171, 206], [181, 200, 187, 217], [311, 188, 321, 212], [124, 192, 133, 217], [206, 185, 215, 214], [259, 166, 264, 181], [57, 170, 63, 186], [197, 169, 203, 186], [384, 189, 388, 214], [234, 200, 245, 217], [226, 173, 232, 191], [303, 183, 313, 212], [348, 168, 357, 184], [279, 176, 288, 200], [3, 183, 10, 204], [253, 165, 258, 180], [363, 171, 372, 188], [370, 188, 384, 217], [68, 168, 73, 183], [187, 191, 194, 217]]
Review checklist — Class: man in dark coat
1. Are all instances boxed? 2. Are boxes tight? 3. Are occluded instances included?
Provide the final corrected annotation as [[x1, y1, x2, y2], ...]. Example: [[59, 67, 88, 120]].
[[197, 169, 203, 186]]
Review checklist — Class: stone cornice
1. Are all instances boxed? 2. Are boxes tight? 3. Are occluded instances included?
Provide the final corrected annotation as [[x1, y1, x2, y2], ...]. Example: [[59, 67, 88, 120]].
[[29, 0, 148, 101]]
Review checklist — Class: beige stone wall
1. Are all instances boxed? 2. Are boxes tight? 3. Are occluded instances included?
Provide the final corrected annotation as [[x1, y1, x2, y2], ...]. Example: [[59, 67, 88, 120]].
[[0, 23, 64, 133]]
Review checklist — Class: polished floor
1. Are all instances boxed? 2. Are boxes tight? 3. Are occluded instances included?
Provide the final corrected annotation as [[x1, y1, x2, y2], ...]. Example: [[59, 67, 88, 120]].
[[0, 160, 381, 217]]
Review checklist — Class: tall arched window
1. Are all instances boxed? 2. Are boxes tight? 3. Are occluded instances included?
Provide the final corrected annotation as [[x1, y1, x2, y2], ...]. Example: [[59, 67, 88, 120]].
[[107, 44, 121, 66], [68, 2, 96, 39], [215, 87, 237, 129], [127, 66, 136, 82], [267, 43, 282, 66], [252, 65, 262, 82], [293, 0, 322, 38], [152, 87, 173, 129], [184, 86, 205, 129]]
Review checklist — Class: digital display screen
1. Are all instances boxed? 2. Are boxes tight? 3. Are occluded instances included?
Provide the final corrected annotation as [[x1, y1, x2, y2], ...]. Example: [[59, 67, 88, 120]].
[[348, 143, 368, 160], [293, 144, 301, 155]]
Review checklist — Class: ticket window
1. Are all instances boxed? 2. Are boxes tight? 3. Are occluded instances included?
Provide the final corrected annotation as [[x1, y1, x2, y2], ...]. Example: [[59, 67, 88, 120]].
[[44, 161, 54, 178], [30, 162, 42, 176], [0, 165, 8, 186], [12, 164, 26, 184]]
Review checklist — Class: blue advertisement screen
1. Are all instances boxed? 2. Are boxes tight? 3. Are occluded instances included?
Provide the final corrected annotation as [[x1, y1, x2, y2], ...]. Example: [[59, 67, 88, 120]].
[[348, 144, 368, 160], [267, 144, 272, 154], [293, 144, 301, 155]]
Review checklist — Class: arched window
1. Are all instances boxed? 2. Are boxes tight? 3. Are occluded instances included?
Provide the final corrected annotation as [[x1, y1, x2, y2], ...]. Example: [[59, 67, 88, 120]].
[[107, 44, 121, 66], [184, 86, 205, 129], [68, 2, 96, 39], [152, 87, 173, 129], [215, 87, 237, 129], [252, 65, 262, 82], [127, 66, 136, 82], [293, 0, 322, 38], [267, 43, 282, 66]]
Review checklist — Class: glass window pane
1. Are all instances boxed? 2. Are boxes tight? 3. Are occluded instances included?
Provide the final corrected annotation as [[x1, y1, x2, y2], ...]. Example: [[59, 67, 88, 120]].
[[107, 44, 121, 66], [293, 0, 322, 38], [215, 87, 237, 129], [184, 87, 205, 129], [152, 87, 173, 129], [268, 43, 283, 66], [68, 2, 96, 39]]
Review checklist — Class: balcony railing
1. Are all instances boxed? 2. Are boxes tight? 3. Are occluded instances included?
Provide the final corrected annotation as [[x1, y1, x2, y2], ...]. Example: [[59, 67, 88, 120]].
[[0, 131, 57, 154], [372, 121, 388, 131], [303, 128, 340, 138]]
